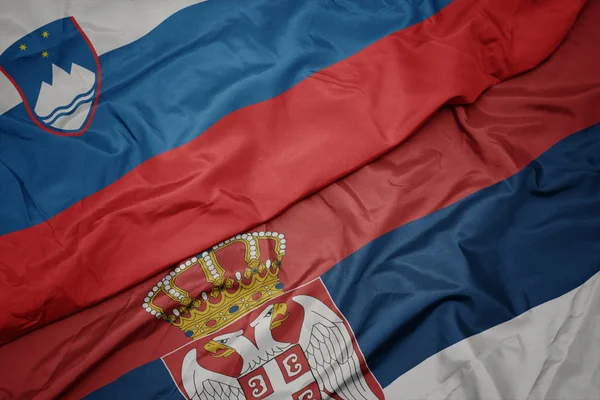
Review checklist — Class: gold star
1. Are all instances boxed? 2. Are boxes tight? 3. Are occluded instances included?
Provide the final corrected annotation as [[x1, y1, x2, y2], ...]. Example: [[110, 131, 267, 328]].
[[41, 31, 49, 38], [19, 44, 27, 51], [41, 51, 49, 58]]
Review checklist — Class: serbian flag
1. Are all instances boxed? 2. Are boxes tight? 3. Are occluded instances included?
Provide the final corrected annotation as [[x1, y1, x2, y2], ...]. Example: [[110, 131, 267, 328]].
[[0, 0, 598, 399]]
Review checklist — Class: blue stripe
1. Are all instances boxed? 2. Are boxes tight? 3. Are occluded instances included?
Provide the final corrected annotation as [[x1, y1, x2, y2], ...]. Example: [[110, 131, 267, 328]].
[[84, 359, 183, 400], [321, 123, 600, 387], [0, 0, 453, 235]]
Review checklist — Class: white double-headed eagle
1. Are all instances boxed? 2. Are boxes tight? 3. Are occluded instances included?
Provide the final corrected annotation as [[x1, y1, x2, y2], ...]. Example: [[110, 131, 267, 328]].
[[181, 295, 378, 400]]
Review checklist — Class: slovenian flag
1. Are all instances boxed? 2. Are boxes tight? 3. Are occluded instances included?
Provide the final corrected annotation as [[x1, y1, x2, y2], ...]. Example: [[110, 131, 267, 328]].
[[0, 0, 598, 399]]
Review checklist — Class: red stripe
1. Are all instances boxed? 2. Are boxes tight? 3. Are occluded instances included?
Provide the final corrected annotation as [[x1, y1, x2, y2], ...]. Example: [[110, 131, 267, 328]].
[[1, 0, 599, 398], [0, 0, 586, 344]]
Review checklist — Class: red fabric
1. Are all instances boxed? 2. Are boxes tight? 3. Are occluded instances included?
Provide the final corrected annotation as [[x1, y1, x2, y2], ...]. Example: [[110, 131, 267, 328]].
[[0, 0, 586, 345], [0, 1, 598, 397]]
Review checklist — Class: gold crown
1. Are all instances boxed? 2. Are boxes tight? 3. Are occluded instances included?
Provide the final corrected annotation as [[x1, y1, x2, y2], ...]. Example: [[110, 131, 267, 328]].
[[142, 231, 287, 339]]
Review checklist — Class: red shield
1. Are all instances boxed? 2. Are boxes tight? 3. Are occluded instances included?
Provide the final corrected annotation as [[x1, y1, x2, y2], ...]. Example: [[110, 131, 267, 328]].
[[238, 345, 320, 400]]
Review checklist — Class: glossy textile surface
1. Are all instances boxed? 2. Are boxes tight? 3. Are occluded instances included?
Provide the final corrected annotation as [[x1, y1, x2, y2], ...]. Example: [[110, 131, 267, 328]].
[[385, 272, 600, 399], [85, 121, 600, 399], [323, 122, 600, 386], [0, 0, 587, 344], [0, 0, 453, 234], [1, 0, 599, 399]]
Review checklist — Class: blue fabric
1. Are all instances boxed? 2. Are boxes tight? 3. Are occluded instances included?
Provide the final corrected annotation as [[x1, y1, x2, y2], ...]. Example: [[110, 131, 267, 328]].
[[322, 123, 600, 387], [84, 359, 183, 400], [0, 0, 452, 235]]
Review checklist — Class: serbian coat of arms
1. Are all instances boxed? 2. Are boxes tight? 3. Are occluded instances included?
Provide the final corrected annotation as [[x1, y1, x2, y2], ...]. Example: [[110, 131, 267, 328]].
[[143, 231, 384, 400]]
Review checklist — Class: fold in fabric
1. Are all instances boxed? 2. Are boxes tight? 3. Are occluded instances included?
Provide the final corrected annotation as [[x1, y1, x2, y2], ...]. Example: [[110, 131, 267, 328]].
[[0, 0, 598, 396], [0, 0, 588, 345], [385, 273, 600, 400]]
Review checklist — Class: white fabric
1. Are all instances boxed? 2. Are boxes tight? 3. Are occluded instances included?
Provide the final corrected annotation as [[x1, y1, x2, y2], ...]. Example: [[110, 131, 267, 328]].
[[0, 0, 204, 115], [384, 272, 600, 400]]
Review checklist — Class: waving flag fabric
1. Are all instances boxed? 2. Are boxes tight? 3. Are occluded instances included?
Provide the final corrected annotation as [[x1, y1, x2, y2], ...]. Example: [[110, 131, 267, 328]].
[[0, 0, 598, 399]]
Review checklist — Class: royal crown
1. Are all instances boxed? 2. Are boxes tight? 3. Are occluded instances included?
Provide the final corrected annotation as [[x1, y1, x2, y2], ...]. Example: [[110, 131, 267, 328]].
[[142, 231, 287, 339]]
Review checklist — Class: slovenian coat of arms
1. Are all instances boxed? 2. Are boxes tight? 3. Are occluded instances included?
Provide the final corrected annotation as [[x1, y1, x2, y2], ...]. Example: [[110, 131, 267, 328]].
[[143, 232, 384, 399], [0, 17, 100, 136]]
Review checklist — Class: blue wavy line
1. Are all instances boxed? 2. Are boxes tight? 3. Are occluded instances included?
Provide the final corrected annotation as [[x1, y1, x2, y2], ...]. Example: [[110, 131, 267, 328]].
[[44, 93, 95, 126], [38, 85, 95, 121]]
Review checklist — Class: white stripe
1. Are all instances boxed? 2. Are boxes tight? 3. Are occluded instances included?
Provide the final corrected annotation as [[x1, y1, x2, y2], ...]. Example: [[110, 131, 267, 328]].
[[0, 0, 205, 115], [384, 272, 600, 400]]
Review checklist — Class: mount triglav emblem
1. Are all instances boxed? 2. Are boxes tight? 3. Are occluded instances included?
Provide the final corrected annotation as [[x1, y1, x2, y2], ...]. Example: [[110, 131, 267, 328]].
[[0, 17, 100, 136]]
